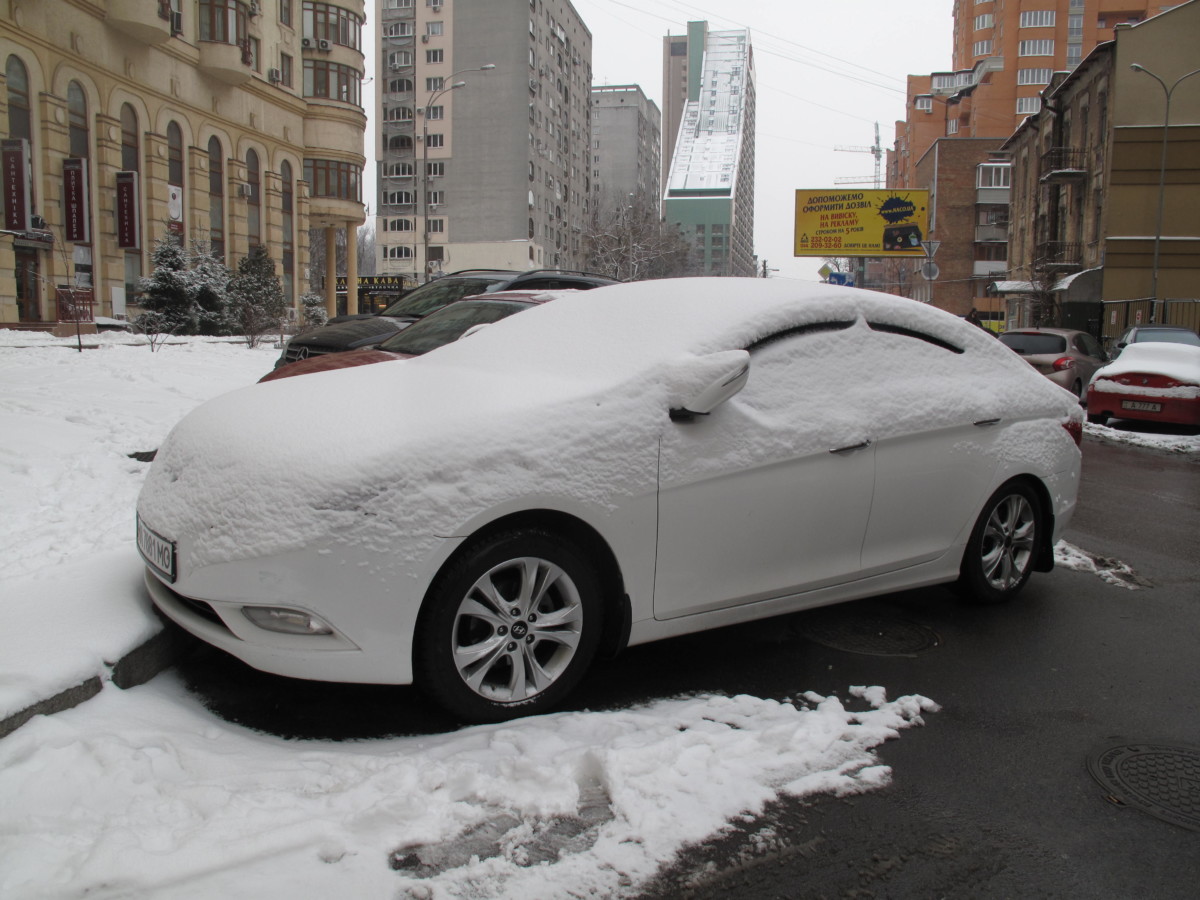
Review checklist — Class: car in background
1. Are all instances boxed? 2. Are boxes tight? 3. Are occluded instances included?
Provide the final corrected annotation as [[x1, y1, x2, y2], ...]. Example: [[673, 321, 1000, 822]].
[[259, 291, 569, 383], [1111, 324, 1200, 356], [997, 327, 1108, 398], [273, 269, 616, 370], [138, 279, 1082, 724], [1086, 342, 1200, 427]]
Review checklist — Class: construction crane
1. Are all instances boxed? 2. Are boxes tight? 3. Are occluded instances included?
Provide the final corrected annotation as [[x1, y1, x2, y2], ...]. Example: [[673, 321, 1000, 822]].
[[834, 122, 883, 188]]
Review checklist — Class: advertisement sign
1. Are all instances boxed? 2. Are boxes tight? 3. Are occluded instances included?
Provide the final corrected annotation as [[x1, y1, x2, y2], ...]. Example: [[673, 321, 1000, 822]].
[[2, 138, 32, 232], [167, 184, 183, 234], [63, 158, 91, 243], [794, 189, 930, 258], [115, 171, 141, 249]]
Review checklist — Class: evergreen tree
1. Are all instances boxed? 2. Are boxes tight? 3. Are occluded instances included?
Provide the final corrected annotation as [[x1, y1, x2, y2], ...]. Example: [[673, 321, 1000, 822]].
[[299, 292, 329, 330], [226, 245, 287, 347], [135, 235, 194, 336], [189, 241, 233, 335]]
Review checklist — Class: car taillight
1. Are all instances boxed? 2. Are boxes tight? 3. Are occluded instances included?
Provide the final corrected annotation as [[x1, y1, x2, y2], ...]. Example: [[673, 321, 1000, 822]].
[[1063, 419, 1083, 447], [1052, 356, 1075, 372]]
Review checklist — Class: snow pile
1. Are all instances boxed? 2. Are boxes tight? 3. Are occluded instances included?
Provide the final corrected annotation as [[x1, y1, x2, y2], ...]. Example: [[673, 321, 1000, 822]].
[[0, 676, 937, 899], [1054, 540, 1150, 590]]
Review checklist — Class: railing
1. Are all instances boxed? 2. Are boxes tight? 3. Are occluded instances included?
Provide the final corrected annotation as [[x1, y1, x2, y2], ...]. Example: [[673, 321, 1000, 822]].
[[1034, 241, 1082, 268], [1040, 147, 1087, 181]]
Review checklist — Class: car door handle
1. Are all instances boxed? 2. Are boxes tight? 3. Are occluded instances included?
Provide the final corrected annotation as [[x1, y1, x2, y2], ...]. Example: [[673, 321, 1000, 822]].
[[973, 418, 1002, 427], [829, 439, 872, 455]]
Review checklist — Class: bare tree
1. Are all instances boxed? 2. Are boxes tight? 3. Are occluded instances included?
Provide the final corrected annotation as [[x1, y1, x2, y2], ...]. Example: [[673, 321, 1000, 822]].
[[583, 193, 692, 282]]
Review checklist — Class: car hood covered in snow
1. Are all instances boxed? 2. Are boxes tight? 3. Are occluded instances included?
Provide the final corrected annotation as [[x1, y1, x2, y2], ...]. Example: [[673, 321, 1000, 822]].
[[138, 279, 1076, 577]]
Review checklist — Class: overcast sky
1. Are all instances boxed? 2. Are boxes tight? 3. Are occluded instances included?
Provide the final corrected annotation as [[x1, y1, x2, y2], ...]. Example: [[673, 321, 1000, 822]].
[[571, 0, 955, 281]]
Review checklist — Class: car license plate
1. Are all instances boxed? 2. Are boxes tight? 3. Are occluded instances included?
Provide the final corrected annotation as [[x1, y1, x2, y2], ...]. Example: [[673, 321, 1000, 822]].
[[1121, 400, 1162, 412], [137, 516, 176, 583]]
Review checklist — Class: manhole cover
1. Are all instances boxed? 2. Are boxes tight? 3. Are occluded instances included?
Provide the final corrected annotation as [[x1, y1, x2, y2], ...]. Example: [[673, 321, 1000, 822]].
[[794, 610, 940, 657], [1087, 743, 1200, 832]]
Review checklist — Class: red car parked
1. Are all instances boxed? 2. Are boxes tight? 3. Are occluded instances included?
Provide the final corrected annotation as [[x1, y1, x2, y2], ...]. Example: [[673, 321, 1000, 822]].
[[1086, 342, 1200, 427]]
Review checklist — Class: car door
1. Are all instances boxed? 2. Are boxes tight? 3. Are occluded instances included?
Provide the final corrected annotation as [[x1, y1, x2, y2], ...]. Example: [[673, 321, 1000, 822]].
[[653, 322, 876, 621], [856, 322, 1003, 573]]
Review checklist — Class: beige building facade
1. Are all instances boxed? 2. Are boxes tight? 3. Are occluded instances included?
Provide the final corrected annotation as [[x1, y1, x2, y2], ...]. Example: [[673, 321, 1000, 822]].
[[0, 0, 367, 329]]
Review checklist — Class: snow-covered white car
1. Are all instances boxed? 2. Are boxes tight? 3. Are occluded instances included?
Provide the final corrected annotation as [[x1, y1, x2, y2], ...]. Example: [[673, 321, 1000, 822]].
[[137, 279, 1083, 723], [1086, 342, 1200, 427]]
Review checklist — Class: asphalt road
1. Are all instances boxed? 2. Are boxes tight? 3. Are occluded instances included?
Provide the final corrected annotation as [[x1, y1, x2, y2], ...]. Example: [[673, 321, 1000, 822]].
[[176, 434, 1200, 896]]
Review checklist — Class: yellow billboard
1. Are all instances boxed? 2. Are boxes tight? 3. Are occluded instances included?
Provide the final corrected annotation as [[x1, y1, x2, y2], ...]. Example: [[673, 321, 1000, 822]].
[[794, 190, 930, 258]]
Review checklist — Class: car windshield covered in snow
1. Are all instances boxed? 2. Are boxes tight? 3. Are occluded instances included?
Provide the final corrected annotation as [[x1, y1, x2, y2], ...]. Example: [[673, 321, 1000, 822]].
[[378, 299, 536, 356], [379, 276, 513, 320]]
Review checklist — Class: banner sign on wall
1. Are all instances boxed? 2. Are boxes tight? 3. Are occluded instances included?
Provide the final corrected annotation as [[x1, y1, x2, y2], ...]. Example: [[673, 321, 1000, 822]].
[[794, 189, 930, 258], [2, 138, 32, 232], [62, 158, 91, 243], [115, 171, 141, 249]]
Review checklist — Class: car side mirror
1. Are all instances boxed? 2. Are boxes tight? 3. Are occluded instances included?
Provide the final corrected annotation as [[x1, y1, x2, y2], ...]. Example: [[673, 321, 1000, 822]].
[[668, 350, 751, 421], [458, 323, 492, 340]]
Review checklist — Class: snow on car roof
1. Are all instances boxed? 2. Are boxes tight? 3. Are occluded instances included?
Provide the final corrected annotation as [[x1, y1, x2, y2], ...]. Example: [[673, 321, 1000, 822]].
[[1098, 342, 1200, 384]]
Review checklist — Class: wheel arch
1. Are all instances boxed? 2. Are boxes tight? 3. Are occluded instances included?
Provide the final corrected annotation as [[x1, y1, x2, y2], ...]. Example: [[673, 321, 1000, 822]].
[[979, 473, 1057, 574], [416, 509, 632, 664]]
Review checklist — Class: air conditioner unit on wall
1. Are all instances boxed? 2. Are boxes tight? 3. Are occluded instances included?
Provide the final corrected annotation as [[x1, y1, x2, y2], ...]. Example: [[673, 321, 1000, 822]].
[[318, 39, 332, 51], [301, 37, 314, 49], [236, 183, 253, 198], [268, 68, 282, 83]]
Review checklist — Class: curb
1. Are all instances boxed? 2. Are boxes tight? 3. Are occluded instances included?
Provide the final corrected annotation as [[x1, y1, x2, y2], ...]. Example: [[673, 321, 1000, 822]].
[[0, 625, 185, 740]]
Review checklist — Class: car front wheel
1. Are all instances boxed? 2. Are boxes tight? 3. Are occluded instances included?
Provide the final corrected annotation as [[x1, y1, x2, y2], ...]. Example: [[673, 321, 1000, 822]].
[[414, 529, 603, 723], [958, 481, 1043, 604]]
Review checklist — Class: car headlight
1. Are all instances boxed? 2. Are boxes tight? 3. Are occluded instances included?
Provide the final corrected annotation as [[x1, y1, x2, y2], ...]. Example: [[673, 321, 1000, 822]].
[[242, 606, 334, 635]]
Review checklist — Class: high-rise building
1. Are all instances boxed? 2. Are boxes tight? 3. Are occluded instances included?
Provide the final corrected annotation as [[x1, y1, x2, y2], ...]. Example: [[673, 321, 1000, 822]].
[[661, 22, 756, 277], [0, 0, 367, 327], [589, 85, 660, 214], [375, 0, 593, 283]]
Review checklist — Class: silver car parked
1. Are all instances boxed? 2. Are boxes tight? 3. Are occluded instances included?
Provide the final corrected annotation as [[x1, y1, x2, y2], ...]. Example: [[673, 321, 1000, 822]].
[[998, 328, 1109, 398]]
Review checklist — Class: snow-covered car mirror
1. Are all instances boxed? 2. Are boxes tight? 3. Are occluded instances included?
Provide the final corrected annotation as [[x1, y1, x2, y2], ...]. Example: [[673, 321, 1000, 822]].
[[668, 350, 751, 421]]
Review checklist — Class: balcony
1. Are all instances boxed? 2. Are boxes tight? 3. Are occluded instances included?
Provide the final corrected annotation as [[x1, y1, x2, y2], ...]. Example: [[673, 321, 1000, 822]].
[[975, 223, 1008, 242], [973, 260, 1009, 277], [1034, 241, 1082, 269], [107, 0, 173, 44], [1040, 147, 1088, 183], [198, 40, 253, 85]]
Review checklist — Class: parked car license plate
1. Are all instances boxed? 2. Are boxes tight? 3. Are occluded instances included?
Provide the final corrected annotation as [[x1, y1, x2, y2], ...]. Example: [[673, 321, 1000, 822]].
[[137, 516, 176, 582], [1121, 400, 1162, 412]]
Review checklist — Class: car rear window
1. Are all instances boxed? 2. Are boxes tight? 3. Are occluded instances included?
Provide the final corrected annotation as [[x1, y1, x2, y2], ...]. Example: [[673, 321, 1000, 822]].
[[1132, 329, 1200, 346], [999, 332, 1067, 355], [378, 300, 531, 356], [380, 277, 512, 319]]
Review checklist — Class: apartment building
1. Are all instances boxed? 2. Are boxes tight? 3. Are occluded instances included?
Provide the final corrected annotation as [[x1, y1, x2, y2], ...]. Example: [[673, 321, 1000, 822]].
[[0, 0, 368, 327], [375, 0, 593, 282], [1002, 3, 1200, 338], [661, 21, 756, 277], [589, 84, 660, 215]]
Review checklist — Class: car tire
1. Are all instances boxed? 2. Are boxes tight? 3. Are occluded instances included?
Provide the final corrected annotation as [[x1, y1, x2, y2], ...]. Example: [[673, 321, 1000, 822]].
[[957, 481, 1043, 605], [1087, 411, 1109, 425], [414, 528, 603, 723], [1070, 379, 1083, 399]]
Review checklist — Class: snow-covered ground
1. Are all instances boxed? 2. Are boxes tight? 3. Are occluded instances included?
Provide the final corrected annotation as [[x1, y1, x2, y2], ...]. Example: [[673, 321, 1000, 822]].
[[0, 331, 1190, 898]]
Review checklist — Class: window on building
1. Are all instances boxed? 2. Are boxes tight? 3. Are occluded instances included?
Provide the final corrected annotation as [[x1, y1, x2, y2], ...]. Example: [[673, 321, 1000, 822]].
[[1017, 68, 1052, 85], [973, 40, 994, 56], [200, 0, 249, 45], [386, 245, 414, 259], [280, 0, 293, 27], [304, 60, 362, 105], [120, 104, 139, 171], [426, 49, 444, 64], [384, 190, 414, 205], [426, 76, 444, 91], [426, 105, 444, 120], [427, 21, 443, 35], [67, 81, 89, 159], [385, 22, 414, 37], [384, 162, 414, 177], [1016, 96, 1042, 114], [5, 55, 31, 141], [915, 96, 933, 111], [947, 119, 959, 135], [246, 149, 261, 246], [974, 14, 994, 29], [428, 218, 445, 233], [426, 162, 445, 177], [281, 160, 294, 303], [387, 135, 414, 151], [389, 78, 414, 93], [167, 121, 184, 185], [389, 51, 413, 69], [1019, 10, 1056, 28], [281, 53, 294, 86], [385, 106, 414, 121], [304, 158, 362, 201], [1018, 40, 1054, 56], [383, 218, 414, 231], [425, 133, 444, 148], [385, 0, 413, 8], [208, 137, 224, 260], [1067, 14, 1083, 39], [303, 1, 363, 50], [426, 190, 444, 206], [977, 164, 1012, 189]]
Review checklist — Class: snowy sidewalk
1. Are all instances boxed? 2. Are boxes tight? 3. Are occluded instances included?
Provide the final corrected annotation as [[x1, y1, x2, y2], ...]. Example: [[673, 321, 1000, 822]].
[[0, 334, 276, 737]]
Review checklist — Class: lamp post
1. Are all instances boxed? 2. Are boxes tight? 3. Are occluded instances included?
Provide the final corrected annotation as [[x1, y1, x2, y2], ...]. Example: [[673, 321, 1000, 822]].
[[1129, 63, 1200, 324], [419, 64, 495, 282]]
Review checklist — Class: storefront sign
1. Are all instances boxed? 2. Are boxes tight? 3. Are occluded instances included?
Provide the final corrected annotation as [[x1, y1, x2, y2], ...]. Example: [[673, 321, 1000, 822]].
[[115, 171, 141, 249], [62, 158, 91, 243], [2, 138, 31, 232]]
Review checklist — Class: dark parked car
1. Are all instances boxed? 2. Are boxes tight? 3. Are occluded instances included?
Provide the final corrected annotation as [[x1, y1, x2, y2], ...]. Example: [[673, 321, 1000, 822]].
[[273, 269, 616, 370], [997, 328, 1108, 398], [259, 291, 571, 383], [1112, 325, 1200, 355]]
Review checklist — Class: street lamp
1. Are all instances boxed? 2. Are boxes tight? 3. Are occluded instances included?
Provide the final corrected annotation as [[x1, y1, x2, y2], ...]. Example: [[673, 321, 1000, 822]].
[[1129, 62, 1200, 323], [419, 64, 495, 281]]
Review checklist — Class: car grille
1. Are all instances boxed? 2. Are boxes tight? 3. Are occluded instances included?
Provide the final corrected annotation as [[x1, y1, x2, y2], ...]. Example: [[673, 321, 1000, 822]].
[[284, 344, 333, 363]]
